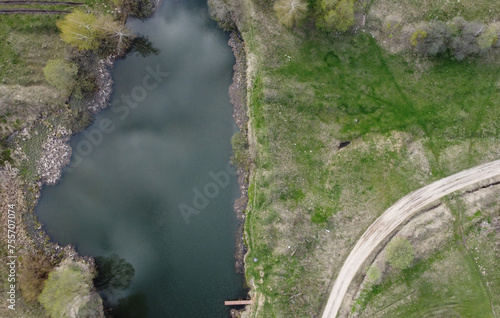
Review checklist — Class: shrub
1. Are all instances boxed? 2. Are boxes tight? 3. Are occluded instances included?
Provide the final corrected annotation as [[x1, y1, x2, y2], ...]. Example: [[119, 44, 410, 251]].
[[322, 0, 354, 31], [451, 21, 483, 60], [477, 25, 498, 51], [411, 18, 499, 60], [415, 21, 451, 56], [43, 59, 78, 93], [0, 140, 13, 166], [274, 0, 308, 28], [366, 264, 381, 284], [18, 253, 54, 303], [385, 237, 414, 270], [448, 16, 467, 35]]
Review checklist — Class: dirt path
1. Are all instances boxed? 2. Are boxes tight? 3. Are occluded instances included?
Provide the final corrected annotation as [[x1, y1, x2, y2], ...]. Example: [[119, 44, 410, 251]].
[[0, 9, 68, 13], [321, 159, 500, 318], [0, 1, 83, 5]]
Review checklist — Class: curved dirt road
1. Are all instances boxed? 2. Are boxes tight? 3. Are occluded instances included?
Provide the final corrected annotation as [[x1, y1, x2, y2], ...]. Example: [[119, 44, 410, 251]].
[[322, 159, 500, 318]]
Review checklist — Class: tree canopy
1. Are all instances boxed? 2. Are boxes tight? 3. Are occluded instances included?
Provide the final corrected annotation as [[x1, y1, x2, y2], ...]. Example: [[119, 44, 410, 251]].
[[38, 262, 103, 318], [321, 0, 354, 31], [57, 10, 133, 52], [57, 10, 101, 50], [274, 0, 308, 27]]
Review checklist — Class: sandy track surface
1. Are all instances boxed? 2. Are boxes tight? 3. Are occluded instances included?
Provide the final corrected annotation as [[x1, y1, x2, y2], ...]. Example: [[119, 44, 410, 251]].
[[322, 159, 500, 318]]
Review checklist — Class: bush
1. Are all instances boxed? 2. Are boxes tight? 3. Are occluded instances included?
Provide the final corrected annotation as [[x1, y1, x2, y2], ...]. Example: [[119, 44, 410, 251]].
[[43, 59, 78, 93], [477, 25, 498, 51], [274, 0, 308, 28], [0, 140, 13, 166], [366, 264, 381, 284], [321, 0, 354, 31], [415, 21, 451, 56], [385, 237, 414, 270], [18, 253, 54, 303], [451, 21, 483, 60], [411, 18, 500, 60]]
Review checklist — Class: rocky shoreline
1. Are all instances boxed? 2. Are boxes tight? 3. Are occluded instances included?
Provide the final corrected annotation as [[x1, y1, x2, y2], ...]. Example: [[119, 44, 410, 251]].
[[228, 30, 249, 277]]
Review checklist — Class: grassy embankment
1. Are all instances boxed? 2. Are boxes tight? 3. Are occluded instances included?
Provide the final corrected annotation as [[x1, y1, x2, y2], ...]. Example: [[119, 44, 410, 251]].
[[228, 0, 500, 316]]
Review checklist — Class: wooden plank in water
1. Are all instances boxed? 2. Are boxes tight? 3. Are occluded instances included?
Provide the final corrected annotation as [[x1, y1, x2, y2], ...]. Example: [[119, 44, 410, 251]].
[[224, 300, 253, 306]]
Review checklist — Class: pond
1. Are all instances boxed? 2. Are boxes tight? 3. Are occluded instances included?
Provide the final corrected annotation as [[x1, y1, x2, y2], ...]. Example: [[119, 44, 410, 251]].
[[36, 0, 247, 316]]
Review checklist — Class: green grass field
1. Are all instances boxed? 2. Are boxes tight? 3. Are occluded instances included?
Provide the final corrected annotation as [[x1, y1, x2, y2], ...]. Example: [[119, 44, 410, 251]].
[[239, 1, 500, 316]]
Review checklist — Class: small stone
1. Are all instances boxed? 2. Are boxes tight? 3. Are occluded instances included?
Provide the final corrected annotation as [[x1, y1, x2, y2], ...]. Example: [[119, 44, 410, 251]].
[[253, 257, 258, 263]]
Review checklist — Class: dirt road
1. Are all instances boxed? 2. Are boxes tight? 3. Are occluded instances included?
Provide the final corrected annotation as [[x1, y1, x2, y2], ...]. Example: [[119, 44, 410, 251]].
[[321, 159, 500, 318]]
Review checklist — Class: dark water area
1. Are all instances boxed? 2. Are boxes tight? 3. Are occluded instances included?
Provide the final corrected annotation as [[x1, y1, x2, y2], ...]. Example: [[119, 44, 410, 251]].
[[36, 0, 247, 316]]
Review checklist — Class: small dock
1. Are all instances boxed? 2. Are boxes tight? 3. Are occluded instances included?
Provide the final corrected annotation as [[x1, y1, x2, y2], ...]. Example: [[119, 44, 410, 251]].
[[224, 299, 253, 306]]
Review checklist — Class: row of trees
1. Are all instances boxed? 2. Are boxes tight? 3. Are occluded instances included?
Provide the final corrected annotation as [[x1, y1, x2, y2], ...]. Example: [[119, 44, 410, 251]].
[[43, 6, 159, 96], [411, 17, 500, 60], [271, 0, 500, 60], [41, 9, 130, 96]]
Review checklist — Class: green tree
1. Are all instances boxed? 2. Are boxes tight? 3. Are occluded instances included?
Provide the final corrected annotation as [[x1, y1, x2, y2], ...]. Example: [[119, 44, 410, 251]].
[[274, 0, 308, 27], [57, 10, 101, 50], [322, 0, 354, 31], [43, 59, 78, 93], [39, 261, 103, 318], [385, 237, 414, 269], [57, 10, 132, 53]]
